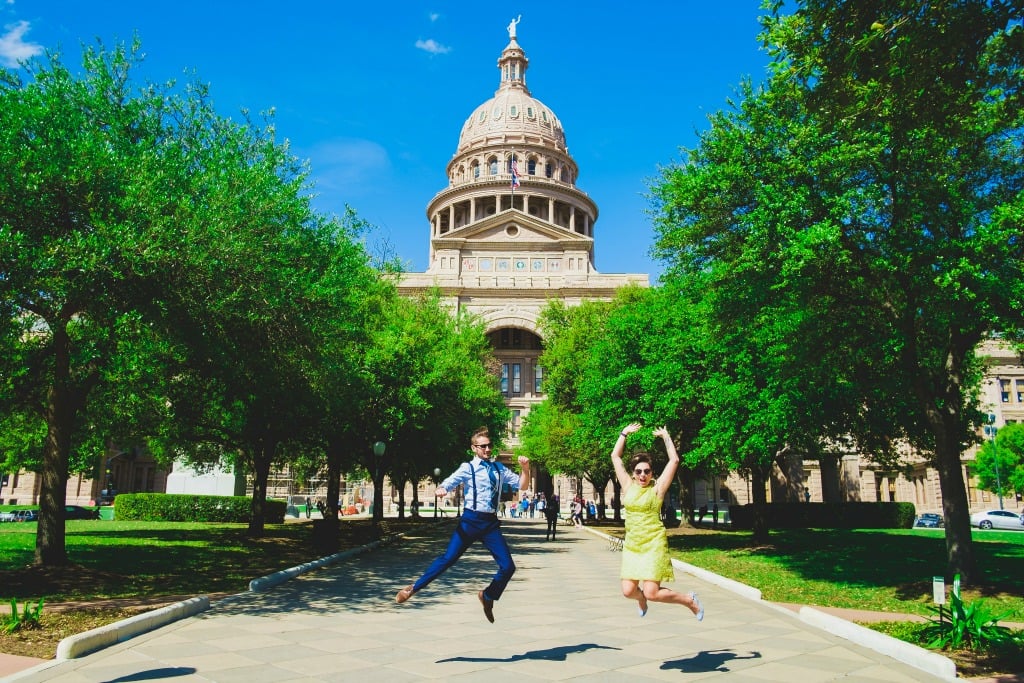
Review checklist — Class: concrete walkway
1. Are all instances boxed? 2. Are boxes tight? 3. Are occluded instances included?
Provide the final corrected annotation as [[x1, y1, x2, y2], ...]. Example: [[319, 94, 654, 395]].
[[2, 519, 970, 682]]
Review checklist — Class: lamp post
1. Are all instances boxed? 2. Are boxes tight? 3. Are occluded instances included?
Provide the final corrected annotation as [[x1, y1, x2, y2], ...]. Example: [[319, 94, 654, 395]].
[[373, 441, 386, 522], [433, 467, 441, 518], [986, 413, 1004, 510]]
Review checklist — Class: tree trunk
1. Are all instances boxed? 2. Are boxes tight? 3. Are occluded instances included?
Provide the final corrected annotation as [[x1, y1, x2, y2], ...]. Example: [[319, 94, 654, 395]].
[[326, 460, 340, 519], [397, 480, 406, 519], [936, 436, 978, 583], [751, 464, 770, 544], [35, 325, 79, 566], [325, 439, 342, 519], [248, 444, 273, 538], [611, 479, 622, 522], [36, 385, 74, 566]]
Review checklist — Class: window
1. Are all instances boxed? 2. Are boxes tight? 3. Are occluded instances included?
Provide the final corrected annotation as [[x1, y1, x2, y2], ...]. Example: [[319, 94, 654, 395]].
[[527, 159, 536, 175], [534, 365, 543, 394], [1001, 378, 1011, 403], [489, 158, 498, 175], [501, 363, 522, 397], [1016, 379, 1024, 403]]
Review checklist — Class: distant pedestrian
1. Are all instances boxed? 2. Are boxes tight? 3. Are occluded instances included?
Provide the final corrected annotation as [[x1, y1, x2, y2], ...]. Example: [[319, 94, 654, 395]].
[[544, 498, 559, 540], [612, 423, 703, 621], [396, 427, 531, 623]]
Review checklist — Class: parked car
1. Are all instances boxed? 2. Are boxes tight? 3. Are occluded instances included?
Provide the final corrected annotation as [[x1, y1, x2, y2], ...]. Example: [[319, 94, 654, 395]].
[[63, 505, 100, 520], [914, 512, 944, 528], [11, 509, 38, 522], [970, 509, 1024, 530], [0, 510, 17, 523]]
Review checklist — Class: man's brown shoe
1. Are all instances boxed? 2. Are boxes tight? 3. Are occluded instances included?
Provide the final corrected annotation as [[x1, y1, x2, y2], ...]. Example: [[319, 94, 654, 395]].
[[396, 585, 415, 604], [478, 590, 495, 623]]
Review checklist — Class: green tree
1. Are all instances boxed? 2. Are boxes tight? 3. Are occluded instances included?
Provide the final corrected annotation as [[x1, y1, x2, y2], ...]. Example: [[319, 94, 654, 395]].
[[0, 39, 364, 556], [975, 422, 1024, 501], [0, 41, 207, 564], [651, 0, 1024, 578], [358, 291, 508, 522]]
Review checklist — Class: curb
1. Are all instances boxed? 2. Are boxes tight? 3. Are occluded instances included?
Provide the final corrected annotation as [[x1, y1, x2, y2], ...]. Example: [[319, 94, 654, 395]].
[[800, 606, 956, 681], [579, 525, 957, 682], [55, 596, 210, 660]]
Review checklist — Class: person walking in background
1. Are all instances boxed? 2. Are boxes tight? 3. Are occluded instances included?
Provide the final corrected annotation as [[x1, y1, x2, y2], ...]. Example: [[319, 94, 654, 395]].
[[544, 496, 559, 540], [612, 422, 703, 621], [396, 427, 531, 623], [571, 497, 584, 527]]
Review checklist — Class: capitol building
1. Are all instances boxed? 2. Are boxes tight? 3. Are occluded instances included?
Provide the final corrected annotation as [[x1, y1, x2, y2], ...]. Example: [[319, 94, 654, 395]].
[[397, 23, 647, 455]]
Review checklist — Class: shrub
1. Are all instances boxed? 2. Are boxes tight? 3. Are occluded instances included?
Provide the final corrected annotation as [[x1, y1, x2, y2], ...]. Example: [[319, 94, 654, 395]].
[[114, 493, 286, 523], [728, 502, 914, 529], [923, 574, 1020, 651], [3, 597, 44, 633]]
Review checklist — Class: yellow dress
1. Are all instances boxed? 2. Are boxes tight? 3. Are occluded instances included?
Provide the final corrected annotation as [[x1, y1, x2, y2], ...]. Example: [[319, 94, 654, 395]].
[[620, 482, 674, 582]]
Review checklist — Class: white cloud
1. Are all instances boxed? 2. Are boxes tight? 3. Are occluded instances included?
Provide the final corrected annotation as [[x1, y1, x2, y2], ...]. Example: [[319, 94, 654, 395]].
[[415, 38, 451, 55], [429, 12, 440, 22], [0, 20, 43, 67]]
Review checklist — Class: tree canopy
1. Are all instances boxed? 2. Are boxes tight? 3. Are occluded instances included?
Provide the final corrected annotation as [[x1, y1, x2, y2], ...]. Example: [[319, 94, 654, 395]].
[[650, 0, 1024, 579]]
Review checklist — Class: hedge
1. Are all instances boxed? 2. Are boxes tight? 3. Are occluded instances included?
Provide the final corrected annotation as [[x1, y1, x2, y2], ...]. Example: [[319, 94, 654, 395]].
[[113, 493, 286, 523], [728, 502, 916, 530]]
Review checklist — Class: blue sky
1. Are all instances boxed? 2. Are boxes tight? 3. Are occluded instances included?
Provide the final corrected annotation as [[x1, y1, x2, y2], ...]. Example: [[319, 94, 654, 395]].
[[2, 1, 774, 279]]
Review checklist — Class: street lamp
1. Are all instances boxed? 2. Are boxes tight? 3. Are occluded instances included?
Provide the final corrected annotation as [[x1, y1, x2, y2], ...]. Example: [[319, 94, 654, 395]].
[[373, 441, 386, 521], [433, 467, 442, 518], [986, 413, 1004, 510]]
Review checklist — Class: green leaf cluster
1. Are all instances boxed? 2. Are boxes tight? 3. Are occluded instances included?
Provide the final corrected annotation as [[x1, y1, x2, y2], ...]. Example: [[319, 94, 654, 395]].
[[974, 422, 1024, 497], [2, 598, 44, 634], [923, 574, 1020, 651]]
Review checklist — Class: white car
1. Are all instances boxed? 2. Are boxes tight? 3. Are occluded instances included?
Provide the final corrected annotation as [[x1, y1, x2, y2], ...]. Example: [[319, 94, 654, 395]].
[[970, 509, 1024, 530]]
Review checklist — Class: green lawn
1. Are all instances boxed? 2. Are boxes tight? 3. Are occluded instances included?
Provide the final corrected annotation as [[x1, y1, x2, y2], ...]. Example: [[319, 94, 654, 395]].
[[0, 518, 416, 601], [666, 527, 1024, 621]]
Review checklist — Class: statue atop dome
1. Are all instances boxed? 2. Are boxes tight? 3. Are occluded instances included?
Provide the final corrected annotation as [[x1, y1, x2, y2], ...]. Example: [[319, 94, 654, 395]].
[[507, 15, 521, 40]]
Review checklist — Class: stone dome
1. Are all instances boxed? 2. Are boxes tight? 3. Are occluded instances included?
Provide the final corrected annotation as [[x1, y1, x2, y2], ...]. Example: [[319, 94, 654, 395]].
[[454, 37, 568, 155], [457, 88, 568, 154]]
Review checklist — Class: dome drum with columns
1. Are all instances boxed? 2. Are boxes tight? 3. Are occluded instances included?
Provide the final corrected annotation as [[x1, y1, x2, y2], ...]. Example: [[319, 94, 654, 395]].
[[398, 20, 648, 451]]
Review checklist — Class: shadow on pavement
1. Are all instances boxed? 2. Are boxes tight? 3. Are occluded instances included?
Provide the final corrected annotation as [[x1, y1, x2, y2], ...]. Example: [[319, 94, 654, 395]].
[[661, 649, 763, 673], [437, 642, 621, 663]]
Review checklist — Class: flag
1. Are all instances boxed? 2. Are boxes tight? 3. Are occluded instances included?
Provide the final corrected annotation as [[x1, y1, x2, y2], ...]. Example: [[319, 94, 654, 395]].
[[511, 159, 520, 190]]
